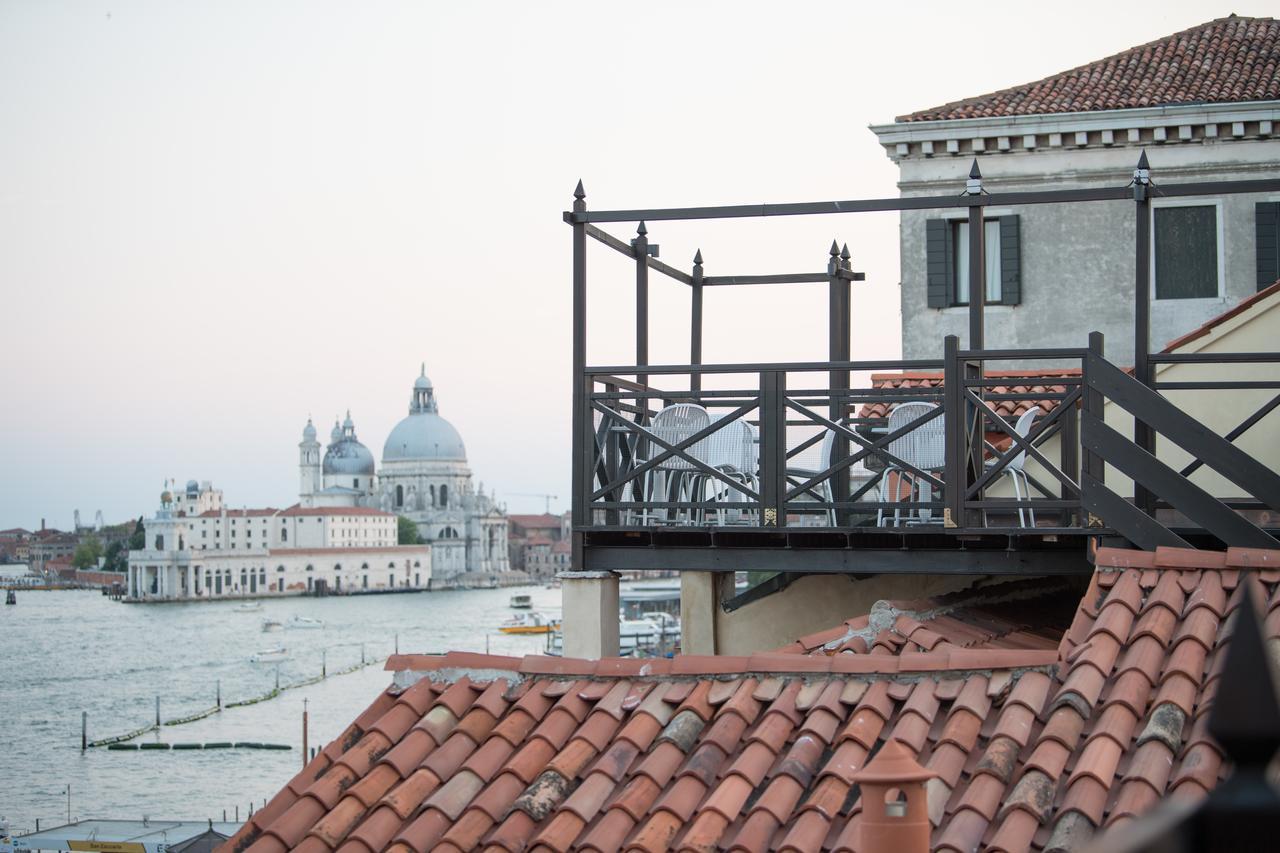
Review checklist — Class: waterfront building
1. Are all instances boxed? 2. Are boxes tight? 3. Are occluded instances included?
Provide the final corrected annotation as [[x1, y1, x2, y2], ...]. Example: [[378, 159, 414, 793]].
[[507, 511, 570, 576], [126, 483, 429, 601], [296, 366, 510, 578]]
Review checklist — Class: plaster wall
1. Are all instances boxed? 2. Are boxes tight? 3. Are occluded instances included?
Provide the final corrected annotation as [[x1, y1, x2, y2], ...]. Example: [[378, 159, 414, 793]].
[[894, 136, 1280, 365]]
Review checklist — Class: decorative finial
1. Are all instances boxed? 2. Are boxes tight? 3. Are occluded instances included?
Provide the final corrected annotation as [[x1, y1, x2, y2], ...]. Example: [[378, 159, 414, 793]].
[[573, 179, 585, 200], [420, 362, 425, 377], [637, 220, 647, 236], [829, 239, 840, 257], [840, 243, 851, 261], [966, 159, 983, 195], [693, 248, 703, 266], [1134, 149, 1151, 184], [1207, 581, 1280, 765]]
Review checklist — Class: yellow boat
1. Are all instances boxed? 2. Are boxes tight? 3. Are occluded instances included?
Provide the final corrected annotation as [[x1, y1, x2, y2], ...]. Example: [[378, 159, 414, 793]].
[[498, 612, 559, 635]]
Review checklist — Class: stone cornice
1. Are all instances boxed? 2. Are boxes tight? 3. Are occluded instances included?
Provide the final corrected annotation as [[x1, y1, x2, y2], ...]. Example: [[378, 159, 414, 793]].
[[869, 101, 1278, 161]]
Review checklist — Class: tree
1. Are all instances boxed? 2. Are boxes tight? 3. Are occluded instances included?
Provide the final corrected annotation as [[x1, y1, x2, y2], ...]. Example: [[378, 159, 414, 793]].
[[127, 517, 145, 551], [397, 515, 422, 545], [71, 535, 103, 570], [102, 540, 126, 573]]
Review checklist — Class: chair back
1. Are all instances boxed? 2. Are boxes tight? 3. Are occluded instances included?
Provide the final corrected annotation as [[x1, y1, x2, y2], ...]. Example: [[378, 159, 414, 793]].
[[886, 402, 945, 472], [649, 404, 711, 471], [1007, 408, 1039, 472], [700, 417, 758, 474]]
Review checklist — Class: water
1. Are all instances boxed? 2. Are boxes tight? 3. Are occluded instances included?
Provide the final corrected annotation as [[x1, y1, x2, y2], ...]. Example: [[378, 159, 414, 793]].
[[0, 585, 562, 829]]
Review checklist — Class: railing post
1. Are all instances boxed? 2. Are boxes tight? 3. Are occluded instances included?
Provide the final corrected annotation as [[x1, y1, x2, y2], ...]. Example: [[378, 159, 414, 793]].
[[759, 370, 786, 529], [570, 180, 587, 568], [1061, 390, 1080, 528], [965, 160, 986, 351], [1083, 332, 1106, 524], [1133, 151, 1156, 516], [943, 335, 962, 528], [829, 241, 851, 526], [633, 221, 649, 390], [691, 250, 703, 394]]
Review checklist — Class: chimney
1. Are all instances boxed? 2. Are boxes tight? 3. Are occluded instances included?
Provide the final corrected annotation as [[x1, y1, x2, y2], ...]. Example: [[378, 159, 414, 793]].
[[41, 518, 45, 531], [852, 740, 937, 853]]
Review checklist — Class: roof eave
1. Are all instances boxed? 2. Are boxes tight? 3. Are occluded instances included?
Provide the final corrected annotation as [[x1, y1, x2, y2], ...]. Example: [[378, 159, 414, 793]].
[[869, 100, 1280, 145]]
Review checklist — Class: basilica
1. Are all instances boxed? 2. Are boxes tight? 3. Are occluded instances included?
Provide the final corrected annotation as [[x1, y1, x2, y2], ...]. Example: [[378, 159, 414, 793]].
[[298, 366, 509, 577]]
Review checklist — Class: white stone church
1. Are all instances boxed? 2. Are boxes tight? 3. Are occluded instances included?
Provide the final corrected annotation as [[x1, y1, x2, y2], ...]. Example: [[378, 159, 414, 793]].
[[298, 366, 509, 577]]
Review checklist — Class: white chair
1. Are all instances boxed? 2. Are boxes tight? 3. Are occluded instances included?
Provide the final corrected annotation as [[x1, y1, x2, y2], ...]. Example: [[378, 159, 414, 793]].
[[639, 403, 711, 525], [699, 417, 759, 524], [876, 402, 946, 527], [986, 407, 1038, 528]]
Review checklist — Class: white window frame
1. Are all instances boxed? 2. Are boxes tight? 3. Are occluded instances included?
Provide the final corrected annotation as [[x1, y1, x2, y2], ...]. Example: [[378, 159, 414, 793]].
[[1150, 197, 1225, 301]]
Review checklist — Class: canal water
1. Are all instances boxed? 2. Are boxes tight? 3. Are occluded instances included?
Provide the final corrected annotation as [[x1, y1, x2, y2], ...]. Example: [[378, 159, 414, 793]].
[[0, 585, 562, 830]]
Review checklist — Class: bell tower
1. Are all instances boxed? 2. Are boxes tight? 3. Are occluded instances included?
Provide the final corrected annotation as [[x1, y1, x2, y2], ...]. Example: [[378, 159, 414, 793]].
[[299, 417, 321, 505]]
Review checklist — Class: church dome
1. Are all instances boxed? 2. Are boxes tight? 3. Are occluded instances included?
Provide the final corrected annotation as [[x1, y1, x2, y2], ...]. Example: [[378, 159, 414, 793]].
[[323, 412, 376, 476], [302, 418, 317, 442], [382, 367, 467, 462]]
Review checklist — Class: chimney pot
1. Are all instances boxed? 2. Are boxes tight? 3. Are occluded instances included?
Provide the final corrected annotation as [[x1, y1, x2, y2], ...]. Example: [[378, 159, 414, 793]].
[[851, 740, 937, 853]]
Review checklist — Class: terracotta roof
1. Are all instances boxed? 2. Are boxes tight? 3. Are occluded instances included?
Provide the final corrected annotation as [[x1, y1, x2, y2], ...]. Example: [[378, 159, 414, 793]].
[[222, 546, 1280, 853], [899, 16, 1280, 122], [200, 509, 282, 518], [280, 506, 395, 518], [1160, 278, 1280, 353], [268, 547, 427, 558], [857, 370, 1080, 421], [509, 515, 564, 530]]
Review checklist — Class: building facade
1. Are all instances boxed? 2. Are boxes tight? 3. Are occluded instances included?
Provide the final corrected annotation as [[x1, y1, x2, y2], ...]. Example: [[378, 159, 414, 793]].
[[296, 367, 509, 578], [869, 15, 1280, 365], [126, 483, 429, 601]]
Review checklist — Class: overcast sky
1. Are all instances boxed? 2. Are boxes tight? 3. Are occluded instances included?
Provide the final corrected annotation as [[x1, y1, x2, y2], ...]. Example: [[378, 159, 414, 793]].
[[1, 0, 1269, 529]]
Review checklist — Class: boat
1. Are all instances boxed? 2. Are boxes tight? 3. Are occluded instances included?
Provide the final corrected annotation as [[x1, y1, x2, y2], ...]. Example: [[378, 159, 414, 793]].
[[261, 618, 283, 632], [499, 611, 559, 635], [287, 614, 324, 629], [235, 602, 263, 612], [509, 593, 533, 609], [250, 646, 289, 663]]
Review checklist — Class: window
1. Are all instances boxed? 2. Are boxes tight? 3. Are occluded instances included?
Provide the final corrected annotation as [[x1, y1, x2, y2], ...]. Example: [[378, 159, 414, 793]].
[[281, 528, 287, 542], [1258, 202, 1280, 290], [395, 485, 403, 507], [1154, 204, 1220, 299], [440, 485, 448, 507], [954, 220, 1002, 304], [925, 216, 1020, 307], [353, 478, 359, 489]]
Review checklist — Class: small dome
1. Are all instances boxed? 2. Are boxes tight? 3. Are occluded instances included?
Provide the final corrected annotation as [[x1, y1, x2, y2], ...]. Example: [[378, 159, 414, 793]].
[[330, 420, 342, 443], [414, 364, 432, 391], [185, 479, 199, 495], [323, 440, 376, 476], [342, 410, 354, 430], [160, 490, 173, 505], [302, 419, 317, 442]]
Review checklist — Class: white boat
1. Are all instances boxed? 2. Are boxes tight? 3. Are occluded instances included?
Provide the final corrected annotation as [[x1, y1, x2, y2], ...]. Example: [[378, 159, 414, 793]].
[[499, 611, 559, 635], [261, 618, 283, 632], [235, 602, 263, 612], [288, 614, 324, 629], [250, 645, 289, 663], [509, 593, 533, 609]]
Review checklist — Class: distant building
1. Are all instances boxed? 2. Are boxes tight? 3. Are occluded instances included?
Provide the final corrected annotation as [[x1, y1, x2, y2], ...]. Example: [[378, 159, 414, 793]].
[[296, 366, 510, 579], [126, 482, 429, 601], [869, 14, 1280, 365], [507, 512, 569, 576], [27, 534, 77, 575]]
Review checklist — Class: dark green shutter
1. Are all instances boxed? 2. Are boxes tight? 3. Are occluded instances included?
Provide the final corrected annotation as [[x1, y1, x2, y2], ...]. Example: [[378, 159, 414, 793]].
[[1258, 202, 1280, 291], [926, 219, 953, 308], [999, 215, 1021, 305]]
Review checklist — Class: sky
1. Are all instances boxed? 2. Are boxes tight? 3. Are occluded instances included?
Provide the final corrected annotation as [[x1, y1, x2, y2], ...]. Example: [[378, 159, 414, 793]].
[[0, 0, 1270, 529]]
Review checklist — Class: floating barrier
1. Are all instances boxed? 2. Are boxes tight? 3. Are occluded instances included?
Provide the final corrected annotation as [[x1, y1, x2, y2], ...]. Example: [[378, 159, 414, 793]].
[[86, 656, 383, 748], [107, 741, 288, 751]]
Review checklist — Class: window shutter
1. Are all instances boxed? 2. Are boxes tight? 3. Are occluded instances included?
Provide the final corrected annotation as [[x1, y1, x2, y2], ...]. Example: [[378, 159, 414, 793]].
[[1258, 202, 1280, 291], [999, 215, 1021, 305], [926, 219, 952, 308]]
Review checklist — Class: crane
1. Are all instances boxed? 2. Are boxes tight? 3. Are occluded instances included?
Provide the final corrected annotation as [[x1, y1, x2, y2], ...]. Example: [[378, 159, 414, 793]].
[[508, 493, 560, 514]]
